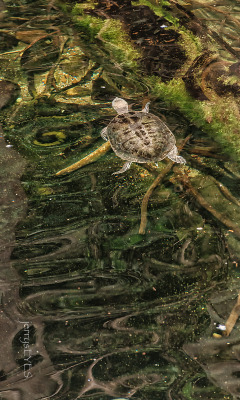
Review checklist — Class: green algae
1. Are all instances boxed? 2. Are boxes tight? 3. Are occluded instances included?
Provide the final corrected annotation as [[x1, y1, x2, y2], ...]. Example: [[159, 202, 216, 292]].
[[72, 6, 141, 70], [66, 1, 240, 161], [145, 76, 240, 160], [73, 13, 104, 41], [72, 1, 97, 14], [99, 19, 141, 68], [132, 0, 176, 24], [2, 1, 240, 165], [33, 131, 67, 147]]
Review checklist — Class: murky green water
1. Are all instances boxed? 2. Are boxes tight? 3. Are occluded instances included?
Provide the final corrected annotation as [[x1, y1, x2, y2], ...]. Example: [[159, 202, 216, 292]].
[[0, 0, 240, 399]]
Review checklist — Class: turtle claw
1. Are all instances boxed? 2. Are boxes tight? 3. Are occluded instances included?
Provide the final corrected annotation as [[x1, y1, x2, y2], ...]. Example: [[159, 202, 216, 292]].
[[175, 155, 186, 164], [112, 161, 132, 175], [167, 146, 186, 164]]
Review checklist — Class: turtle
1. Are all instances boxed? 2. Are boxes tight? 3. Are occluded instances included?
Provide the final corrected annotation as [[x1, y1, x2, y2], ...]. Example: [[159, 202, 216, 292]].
[[100, 97, 186, 174]]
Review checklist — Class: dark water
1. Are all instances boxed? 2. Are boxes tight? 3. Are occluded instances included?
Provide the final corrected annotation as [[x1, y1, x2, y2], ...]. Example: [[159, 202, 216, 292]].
[[0, 0, 240, 399]]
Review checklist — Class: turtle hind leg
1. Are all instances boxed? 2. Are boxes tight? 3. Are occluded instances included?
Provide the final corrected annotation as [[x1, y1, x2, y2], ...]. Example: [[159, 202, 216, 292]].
[[100, 127, 108, 141], [167, 146, 186, 164], [112, 161, 132, 175]]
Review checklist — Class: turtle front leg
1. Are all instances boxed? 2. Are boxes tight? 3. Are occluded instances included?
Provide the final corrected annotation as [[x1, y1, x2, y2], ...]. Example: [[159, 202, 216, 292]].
[[113, 161, 132, 175], [100, 127, 108, 141], [167, 145, 186, 164], [142, 102, 150, 113]]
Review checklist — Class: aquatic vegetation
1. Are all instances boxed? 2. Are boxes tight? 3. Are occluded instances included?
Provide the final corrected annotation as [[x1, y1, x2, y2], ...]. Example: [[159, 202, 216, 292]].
[[68, 0, 240, 160], [145, 76, 240, 160], [0, 1, 240, 399]]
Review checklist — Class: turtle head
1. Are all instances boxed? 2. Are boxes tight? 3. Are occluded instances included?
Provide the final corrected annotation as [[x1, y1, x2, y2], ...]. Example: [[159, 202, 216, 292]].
[[112, 97, 129, 114]]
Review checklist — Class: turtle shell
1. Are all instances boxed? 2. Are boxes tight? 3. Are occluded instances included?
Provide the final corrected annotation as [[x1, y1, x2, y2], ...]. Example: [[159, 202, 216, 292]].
[[106, 111, 176, 163]]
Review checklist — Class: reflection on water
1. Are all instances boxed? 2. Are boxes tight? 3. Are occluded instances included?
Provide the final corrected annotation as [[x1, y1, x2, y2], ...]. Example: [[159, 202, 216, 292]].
[[0, 0, 240, 399]]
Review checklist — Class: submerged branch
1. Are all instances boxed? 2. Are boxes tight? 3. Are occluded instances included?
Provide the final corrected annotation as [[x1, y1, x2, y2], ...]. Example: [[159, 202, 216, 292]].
[[212, 177, 240, 207], [56, 141, 111, 176], [225, 293, 240, 336], [177, 172, 240, 239]]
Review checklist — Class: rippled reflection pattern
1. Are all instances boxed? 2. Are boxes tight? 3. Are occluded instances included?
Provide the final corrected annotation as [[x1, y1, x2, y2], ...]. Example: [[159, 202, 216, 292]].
[[0, 0, 240, 399]]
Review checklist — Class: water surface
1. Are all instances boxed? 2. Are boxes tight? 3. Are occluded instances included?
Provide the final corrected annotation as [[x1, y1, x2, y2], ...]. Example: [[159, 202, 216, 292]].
[[0, 1, 240, 399]]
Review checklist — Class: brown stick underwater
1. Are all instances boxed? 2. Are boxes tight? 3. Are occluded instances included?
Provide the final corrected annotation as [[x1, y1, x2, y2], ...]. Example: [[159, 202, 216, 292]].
[[225, 294, 240, 336], [56, 141, 111, 176], [177, 173, 240, 239]]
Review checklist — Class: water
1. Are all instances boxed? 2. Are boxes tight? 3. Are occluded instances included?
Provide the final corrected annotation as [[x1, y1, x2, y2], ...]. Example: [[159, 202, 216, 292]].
[[0, 0, 240, 399]]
